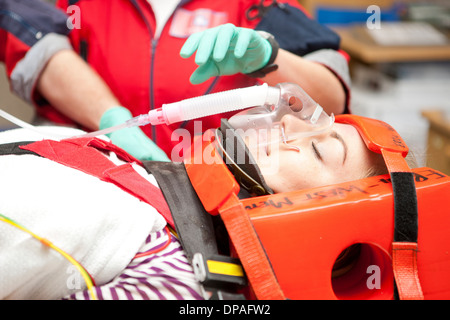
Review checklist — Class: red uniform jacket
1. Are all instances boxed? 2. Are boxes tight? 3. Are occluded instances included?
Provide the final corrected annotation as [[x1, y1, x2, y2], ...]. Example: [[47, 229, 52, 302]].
[[2, 0, 348, 157]]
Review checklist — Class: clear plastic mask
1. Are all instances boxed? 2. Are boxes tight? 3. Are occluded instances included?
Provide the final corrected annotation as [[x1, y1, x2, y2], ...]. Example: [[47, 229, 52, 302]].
[[227, 83, 335, 151]]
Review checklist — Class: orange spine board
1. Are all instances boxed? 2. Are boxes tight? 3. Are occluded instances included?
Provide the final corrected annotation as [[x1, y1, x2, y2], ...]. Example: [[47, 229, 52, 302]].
[[185, 130, 450, 300], [243, 168, 450, 299]]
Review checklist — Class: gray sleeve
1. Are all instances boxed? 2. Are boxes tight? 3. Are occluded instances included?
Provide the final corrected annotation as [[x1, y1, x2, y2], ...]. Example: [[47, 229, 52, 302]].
[[10, 33, 73, 103], [303, 49, 352, 110]]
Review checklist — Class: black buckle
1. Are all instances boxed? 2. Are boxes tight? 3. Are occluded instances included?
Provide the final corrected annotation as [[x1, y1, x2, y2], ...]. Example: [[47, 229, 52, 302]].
[[192, 253, 247, 290]]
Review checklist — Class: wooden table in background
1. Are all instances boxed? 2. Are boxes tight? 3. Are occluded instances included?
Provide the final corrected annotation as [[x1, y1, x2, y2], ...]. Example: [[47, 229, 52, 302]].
[[334, 25, 450, 64]]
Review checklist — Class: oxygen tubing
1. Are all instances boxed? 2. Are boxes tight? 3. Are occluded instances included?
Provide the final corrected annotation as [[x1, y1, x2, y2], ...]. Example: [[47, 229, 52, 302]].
[[79, 83, 281, 138]]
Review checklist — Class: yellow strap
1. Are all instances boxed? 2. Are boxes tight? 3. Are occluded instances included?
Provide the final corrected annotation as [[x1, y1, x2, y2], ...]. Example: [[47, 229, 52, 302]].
[[207, 260, 244, 277]]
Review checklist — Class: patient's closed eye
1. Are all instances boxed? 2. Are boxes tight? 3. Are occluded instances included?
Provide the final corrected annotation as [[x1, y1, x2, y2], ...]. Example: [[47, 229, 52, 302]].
[[312, 141, 322, 161]]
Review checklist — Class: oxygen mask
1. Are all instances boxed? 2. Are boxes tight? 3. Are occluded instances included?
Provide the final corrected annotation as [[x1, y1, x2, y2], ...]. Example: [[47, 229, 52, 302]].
[[227, 83, 335, 153]]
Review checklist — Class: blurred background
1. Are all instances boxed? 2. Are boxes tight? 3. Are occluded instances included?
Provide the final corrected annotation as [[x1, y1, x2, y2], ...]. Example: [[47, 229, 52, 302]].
[[298, 0, 450, 172], [1, 0, 449, 172]]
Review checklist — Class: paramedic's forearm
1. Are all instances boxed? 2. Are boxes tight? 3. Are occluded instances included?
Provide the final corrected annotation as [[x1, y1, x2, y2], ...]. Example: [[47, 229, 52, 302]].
[[36, 49, 119, 130], [265, 49, 346, 115]]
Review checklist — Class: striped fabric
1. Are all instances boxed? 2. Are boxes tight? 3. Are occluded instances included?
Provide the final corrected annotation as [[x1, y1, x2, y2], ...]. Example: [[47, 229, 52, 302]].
[[65, 228, 205, 300]]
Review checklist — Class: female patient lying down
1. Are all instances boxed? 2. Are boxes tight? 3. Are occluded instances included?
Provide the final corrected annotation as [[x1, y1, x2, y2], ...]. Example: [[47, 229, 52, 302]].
[[0, 112, 390, 300]]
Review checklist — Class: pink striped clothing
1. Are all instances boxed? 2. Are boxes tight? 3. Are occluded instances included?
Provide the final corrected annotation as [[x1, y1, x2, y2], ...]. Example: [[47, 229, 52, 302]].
[[65, 228, 204, 300]]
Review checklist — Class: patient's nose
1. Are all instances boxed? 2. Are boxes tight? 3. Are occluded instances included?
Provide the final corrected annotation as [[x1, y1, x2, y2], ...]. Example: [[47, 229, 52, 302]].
[[280, 114, 310, 135]]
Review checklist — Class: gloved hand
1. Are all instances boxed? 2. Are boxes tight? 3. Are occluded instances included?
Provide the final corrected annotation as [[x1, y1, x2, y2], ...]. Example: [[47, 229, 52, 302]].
[[180, 23, 276, 84], [100, 107, 170, 162]]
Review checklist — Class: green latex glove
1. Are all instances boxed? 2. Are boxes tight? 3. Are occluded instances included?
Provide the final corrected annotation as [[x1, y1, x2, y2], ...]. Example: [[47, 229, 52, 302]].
[[100, 107, 170, 162], [180, 23, 272, 84]]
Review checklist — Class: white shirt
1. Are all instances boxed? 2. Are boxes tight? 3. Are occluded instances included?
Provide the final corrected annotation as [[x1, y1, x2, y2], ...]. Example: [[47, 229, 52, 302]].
[[147, 0, 181, 38]]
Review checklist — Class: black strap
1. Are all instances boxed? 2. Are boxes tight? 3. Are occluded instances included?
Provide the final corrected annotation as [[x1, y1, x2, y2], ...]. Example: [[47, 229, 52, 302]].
[[0, 141, 40, 156], [143, 161, 247, 298], [390, 171, 419, 299], [391, 171, 418, 243], [142, 161, 219, 262]]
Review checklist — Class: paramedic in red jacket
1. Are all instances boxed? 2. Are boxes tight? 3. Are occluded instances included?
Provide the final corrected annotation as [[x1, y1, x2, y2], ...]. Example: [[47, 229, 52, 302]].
[[2, 0, 351, 161], [0, 0, 164, 158]]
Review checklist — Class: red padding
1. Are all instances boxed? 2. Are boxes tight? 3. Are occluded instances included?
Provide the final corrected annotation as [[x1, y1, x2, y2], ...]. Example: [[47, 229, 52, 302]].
[[21, 138, 174, 228], [392, 242, 424, 300]]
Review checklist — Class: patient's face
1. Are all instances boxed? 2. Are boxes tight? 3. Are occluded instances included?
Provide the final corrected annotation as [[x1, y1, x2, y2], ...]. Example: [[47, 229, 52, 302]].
[[245, 115, 375, 193]]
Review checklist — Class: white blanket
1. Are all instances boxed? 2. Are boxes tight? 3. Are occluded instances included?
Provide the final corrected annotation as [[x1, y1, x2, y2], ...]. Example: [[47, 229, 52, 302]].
[[0, 127, 166, 299]]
